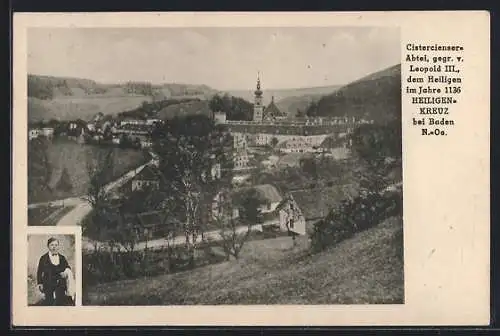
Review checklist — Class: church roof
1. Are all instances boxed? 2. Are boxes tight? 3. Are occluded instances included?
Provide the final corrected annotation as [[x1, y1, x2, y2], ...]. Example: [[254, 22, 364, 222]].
[[263, 98, 286, 120]]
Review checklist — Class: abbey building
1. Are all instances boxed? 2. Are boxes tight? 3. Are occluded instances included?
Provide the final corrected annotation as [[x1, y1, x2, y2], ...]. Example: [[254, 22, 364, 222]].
[[213, 74, 372, 171]]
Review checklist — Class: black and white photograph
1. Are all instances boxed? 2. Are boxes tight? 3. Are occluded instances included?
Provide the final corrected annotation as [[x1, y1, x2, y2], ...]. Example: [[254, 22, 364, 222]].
[[26, 26, 403, 306], [27, 233, 77, 306]]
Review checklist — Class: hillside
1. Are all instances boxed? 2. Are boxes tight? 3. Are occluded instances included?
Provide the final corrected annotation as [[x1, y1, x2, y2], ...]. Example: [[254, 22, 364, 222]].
[[307, 64, 401, 123], [275, 93, 325, 118], [157, 99, 212, 120], [28, 138, 150, 203], [27, 74, 219, 122], [228, 85, 341, 109], [84, 216, 403, 305]]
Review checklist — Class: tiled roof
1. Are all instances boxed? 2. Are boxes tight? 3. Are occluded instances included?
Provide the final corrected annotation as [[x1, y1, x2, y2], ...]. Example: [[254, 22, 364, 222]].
[[320, 134, 346, 148], [231, 184, 283, 204], [253, 184, 283, 203], [263, 100, 286, 119], [289, 184, 359, 221]]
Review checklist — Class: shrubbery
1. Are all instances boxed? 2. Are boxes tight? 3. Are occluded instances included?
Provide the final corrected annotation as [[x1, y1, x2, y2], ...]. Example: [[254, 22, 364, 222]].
[[310, 188, 402, 253], [82, 242, 227, 287]]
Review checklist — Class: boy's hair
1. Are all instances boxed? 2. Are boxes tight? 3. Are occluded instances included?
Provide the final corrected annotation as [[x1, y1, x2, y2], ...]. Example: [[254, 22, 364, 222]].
[[47, 237, 59, 247]]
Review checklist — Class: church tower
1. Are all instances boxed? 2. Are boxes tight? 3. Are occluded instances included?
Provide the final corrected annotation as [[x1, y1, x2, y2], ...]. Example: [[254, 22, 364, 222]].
[[253, 72, 264, 122]]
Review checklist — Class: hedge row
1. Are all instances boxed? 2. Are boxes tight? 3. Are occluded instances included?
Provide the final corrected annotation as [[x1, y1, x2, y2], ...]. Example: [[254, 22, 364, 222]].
[[310, 187, 402, 253]]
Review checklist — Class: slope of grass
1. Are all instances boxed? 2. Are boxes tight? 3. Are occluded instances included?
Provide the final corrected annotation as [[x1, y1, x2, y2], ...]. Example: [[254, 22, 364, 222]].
[[28, 138, 150, 203], [28, 96, 153, 122], [27, 74, 220, 122], [84, 216, 403, 305], [28, 205, 76, 226]]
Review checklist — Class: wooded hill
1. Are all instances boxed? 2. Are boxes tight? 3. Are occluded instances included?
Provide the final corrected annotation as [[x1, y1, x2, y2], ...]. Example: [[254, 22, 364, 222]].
[[305, 64, 401, 123]]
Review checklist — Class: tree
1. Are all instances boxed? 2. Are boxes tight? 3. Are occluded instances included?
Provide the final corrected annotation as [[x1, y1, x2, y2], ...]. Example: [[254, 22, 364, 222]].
[[350, 120, 402, 192], [208, 94, 253, 121], [299, 157, 318, 179], [214, 188, 252, 260], [295, 108, 305, 118], [270, 137, 279, 147], [305, 101, 319, 117], [28, 137, 53, 202], [84, 147, 115, 210], [151, 114, 233, 266], [234, 188, 266, 225]]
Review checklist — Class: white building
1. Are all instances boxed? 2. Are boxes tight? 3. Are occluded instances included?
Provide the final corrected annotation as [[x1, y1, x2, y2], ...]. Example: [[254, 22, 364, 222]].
[[28, 128, 40, 140]]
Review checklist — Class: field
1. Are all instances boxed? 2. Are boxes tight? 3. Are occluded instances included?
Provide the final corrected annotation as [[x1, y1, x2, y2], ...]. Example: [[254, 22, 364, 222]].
[[84, 216, 403, 305], [28, 138, 150, 204], [28, 96, 153, 122]]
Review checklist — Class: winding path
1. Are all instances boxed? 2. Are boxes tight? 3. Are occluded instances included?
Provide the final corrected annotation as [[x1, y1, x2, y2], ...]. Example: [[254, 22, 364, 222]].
[[55, 161, 151, 226]]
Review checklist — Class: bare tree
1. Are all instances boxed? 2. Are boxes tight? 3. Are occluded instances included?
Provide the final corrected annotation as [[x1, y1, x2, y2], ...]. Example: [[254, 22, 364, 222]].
[[152, 115, 233, 267], [84, 147, 115, 210], [213, 188, 252, 260]]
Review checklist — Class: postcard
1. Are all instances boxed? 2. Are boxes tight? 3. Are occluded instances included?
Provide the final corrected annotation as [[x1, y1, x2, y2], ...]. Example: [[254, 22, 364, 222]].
[[12, 11, 490, 326]]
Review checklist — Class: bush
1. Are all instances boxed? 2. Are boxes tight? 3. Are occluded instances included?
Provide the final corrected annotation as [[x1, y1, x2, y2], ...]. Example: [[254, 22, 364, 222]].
[[310, 188, 402, 253], [82, 241, 228, 286]]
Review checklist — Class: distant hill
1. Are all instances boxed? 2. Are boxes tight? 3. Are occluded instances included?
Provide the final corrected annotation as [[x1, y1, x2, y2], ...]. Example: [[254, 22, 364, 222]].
[[306, 64, 401, 123], [157, 100, 212, 120], [275, 93, 326, 119], [27, 74, 219, 122], [227, 85, 342, 110]]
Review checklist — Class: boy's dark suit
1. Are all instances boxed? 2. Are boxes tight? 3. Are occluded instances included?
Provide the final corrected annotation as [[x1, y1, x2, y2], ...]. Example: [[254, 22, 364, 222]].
[[36, 252, 73, 306]]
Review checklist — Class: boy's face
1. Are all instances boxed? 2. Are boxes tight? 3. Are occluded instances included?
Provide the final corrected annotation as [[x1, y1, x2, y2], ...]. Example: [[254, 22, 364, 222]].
[[48, 240, 59, 254]]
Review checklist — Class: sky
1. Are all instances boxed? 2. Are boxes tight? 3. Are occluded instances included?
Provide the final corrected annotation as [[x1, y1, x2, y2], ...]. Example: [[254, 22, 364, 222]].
[[28, 27, 400, 90]]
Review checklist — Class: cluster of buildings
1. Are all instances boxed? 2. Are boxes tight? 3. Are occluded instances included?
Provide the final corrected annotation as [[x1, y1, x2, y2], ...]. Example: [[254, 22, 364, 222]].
[[28, 111, 162, 149], [119, 75, 370, 239], [214, 75, 373, 171], [28, 127, 55, 141]]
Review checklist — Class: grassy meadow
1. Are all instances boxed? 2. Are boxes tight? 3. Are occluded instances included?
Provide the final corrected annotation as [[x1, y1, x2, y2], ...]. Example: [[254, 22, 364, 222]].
[[28, 96, 153, 122], [28, 138, 150, 204], [84, 216, 403, 305]]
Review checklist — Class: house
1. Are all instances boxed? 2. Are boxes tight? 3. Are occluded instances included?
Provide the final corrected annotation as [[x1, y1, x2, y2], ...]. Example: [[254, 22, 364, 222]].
[[231, 132, 248, 149], [233, 150, 251, 170], [253, 184, 283, 214], [146, 118, 161, 126], [123, 210, 184, 240], [87, 123, 96, 132], [28, 128, 40, 140], [120, 118, 147, 127], [211, 184, 282, 222], [40, 127, 54, 138], [278, 184, 358, 235], [211, 190, 240, 220], [131, 165, 162, 191]]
